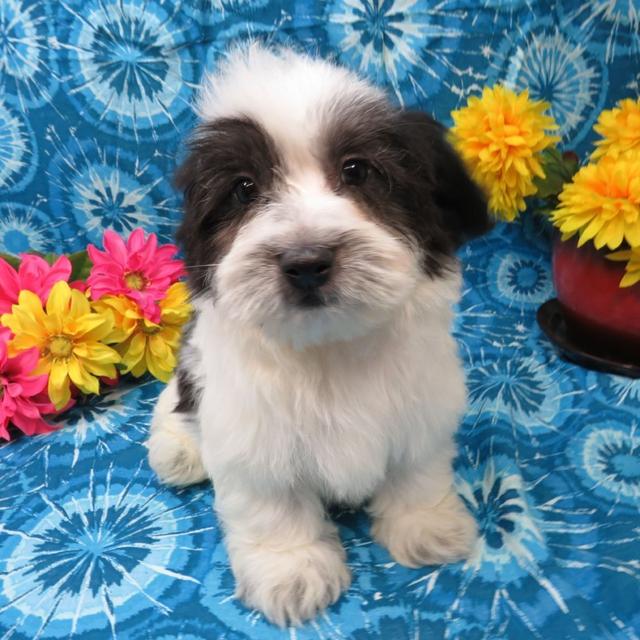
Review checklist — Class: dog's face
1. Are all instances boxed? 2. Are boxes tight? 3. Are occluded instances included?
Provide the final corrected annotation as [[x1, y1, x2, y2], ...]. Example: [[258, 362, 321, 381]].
[[177, 47, 490, 347]]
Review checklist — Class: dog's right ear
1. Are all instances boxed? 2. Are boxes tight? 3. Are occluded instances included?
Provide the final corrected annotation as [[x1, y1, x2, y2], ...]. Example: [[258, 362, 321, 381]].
[[174, 143, 203, 248], [392, 111, 493, 249], [173, 129, 220, 294], [173, 122, 233, 265], [173, 121, 229, 238]]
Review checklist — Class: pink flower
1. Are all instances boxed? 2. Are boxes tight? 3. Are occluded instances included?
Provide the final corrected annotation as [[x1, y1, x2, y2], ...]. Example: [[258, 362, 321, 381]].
[[0, 327, 58, 440], [87, 229, 185, 322], [0, 254, 72, 314]]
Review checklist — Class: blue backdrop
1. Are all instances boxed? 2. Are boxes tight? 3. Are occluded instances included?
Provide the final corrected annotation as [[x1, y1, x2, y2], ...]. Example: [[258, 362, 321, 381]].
[[1, 1, 639, 638]]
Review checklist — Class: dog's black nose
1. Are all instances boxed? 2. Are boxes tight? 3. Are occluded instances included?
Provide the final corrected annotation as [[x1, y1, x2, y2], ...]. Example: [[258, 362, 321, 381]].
[[280, 247, 334, 291]]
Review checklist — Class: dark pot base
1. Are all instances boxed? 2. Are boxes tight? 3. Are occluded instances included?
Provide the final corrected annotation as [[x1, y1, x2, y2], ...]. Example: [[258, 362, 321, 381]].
[[537, 299, 640, 378]]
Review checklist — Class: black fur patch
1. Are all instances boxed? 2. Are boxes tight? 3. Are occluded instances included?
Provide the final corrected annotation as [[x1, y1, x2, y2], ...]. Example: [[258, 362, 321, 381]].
[[175, 117, 281, 294], [175, 99, 490, 289], [174, 368, 201, 414], [392, 111, 492, 247], [324, 104, 491, 276], [172, 316, 201, 414]]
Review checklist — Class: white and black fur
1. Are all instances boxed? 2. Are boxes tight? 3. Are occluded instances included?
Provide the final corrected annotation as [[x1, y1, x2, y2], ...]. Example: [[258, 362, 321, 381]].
[[147, 45, 491, 627]]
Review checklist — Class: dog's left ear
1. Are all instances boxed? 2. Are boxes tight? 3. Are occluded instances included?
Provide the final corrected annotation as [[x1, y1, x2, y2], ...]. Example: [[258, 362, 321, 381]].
[[393, 111, 493, 248]]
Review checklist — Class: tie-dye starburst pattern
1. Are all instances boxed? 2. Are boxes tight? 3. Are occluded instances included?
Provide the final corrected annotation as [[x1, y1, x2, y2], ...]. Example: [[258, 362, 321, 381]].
[[1, 0, 639, 638]]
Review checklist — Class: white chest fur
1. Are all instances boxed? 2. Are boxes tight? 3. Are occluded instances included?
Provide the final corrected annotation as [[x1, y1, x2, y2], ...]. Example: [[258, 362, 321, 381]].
[[189, 273, 466, 505]]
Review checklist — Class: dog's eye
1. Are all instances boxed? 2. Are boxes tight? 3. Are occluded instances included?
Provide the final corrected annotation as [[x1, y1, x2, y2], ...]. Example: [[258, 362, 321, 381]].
[[341, 159, 369, 186], [234, 177, 258, 204]]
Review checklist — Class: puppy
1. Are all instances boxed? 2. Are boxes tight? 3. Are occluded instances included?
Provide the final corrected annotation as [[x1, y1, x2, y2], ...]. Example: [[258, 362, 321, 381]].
[[147, 45, 491, 627]]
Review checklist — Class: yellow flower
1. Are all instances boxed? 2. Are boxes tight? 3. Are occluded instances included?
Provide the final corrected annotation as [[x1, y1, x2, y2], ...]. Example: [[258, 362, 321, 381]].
[[607, 247, 640, 288], [551, 156, 640, 251], [450, 85, 559, 221], [92, 295, 140, 343], [1, 281, 120, 409], [592, 98, 640, 160], [97, 282, 191, 383]]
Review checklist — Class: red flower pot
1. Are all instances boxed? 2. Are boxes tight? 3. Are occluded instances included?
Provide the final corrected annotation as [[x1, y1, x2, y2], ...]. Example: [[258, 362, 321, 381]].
[[552, 238, 640, 361]]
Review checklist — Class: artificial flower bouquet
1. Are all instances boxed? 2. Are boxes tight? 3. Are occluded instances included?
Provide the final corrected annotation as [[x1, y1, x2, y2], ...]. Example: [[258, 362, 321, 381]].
[[0, 230, 190, 440], [450, 88, 640, 367], [449, 89, 639, 289]]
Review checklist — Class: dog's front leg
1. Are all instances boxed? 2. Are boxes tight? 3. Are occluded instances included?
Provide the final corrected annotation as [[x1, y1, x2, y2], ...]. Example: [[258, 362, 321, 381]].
[[214, 479, 351, 627], [369, 449, 477, 568]]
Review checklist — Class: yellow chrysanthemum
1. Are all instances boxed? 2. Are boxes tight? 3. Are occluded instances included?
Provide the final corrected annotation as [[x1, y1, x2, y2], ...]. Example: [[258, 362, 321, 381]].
[[1, 281, 120, 409], [592, 98, 640, 160], [551, 156, 640, 251], [95, 282, 191, 383], [607, 247, 640, 288], [450, 85, 559, 221]]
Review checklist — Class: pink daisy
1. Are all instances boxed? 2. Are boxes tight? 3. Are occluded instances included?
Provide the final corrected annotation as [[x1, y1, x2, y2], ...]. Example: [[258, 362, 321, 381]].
[[0, 327, 58, 440], [87, 229, 185, 322], [0, 254, 72, 315]]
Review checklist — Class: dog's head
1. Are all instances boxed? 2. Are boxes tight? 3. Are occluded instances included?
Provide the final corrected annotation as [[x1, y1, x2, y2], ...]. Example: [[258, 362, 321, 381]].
[[177, 46, 490, 347]]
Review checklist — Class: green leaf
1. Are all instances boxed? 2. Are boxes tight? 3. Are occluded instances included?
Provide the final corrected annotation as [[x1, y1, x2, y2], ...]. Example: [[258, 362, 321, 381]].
[[534, 147, 581, 200], [43, 253, 59, 266], [561, 151, 580, 177], [0, 252, 21, 269], [69, 250, 92, 282], [534, 170, 565, 200]]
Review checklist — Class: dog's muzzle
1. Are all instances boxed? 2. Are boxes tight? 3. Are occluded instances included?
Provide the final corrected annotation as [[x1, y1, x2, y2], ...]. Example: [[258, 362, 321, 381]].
[[279, 246, 335, 307]]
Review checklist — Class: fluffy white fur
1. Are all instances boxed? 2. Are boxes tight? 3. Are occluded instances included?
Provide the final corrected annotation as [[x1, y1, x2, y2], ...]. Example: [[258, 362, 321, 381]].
[[197, 45, 385, 164], [147, 378, 206, 487], [147, 45, 478, 627]]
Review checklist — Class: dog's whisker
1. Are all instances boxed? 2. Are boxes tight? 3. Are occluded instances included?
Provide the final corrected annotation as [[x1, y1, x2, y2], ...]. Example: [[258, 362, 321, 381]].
[[184, 263, 220, 270]]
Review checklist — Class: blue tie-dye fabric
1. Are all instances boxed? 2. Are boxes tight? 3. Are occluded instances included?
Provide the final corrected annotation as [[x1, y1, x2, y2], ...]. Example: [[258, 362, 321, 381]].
[[1, 1, 639, 638]]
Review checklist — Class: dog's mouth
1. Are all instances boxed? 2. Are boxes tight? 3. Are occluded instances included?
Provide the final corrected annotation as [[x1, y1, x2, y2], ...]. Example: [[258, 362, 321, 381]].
[[287, 287, 343, 310], [296, 291, 327, 308]]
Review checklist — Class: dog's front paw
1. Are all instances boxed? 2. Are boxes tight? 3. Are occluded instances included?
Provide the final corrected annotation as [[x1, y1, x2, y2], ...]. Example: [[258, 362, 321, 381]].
[[147, 412, 207, 487], [232, 537, 351, 627], [372, 491, 477, 568]]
